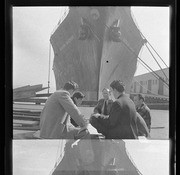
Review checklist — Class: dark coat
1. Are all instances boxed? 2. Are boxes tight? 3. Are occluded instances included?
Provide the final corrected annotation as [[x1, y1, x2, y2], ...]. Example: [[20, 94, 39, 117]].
[[136, 103, 151, 131], [136, 112, 150, 138], [90, 94, 138, 139], [93, 98, 113, 115]]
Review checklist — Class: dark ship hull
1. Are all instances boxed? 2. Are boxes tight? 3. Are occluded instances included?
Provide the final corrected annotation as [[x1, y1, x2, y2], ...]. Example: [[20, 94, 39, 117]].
[[50, 7, 144, 100]]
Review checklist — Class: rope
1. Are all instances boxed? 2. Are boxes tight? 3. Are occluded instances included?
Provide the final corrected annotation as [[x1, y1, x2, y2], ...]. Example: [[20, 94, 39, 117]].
[[136, 59, 169, 90], [120, 39, 169, 87], [131, 8, 169, 69], [133, 80, 161, 96], [94, 12, 169, 88], [146, 41, 169, 68], [145, 43, 169, 81], [133, 80, 169, 97], [47, 42, 51, 94]]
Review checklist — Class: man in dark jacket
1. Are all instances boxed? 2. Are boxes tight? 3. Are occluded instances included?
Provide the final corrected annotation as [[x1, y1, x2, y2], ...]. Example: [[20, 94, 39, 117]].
[[136, 112, 150, 138], [90, 80, 138, 139], [133, 94, 151, 132]]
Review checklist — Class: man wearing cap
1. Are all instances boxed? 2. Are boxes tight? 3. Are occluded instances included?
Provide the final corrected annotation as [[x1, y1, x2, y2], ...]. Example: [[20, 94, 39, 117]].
[[39, 81, 88, 139]]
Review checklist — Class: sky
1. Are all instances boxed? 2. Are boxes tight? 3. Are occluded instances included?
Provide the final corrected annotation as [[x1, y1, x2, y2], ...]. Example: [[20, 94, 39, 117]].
[[12, 6, 170, 92]]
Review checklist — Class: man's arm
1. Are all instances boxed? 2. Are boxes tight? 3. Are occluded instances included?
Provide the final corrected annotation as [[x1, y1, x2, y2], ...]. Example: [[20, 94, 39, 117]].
[[145, 110, 151, 130], [100, 101, 122, 129], [56, 91, 87, 127], [136, 113, 150, 138]]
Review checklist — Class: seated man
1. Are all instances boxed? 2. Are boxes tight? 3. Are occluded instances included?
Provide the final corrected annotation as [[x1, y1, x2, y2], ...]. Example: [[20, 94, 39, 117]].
[[93, 88, 113, 115]]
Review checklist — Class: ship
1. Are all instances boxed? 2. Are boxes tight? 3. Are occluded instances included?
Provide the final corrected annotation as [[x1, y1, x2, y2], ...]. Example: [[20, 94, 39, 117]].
[[49, 6, 145, 175], [50, 6, 145, 100]]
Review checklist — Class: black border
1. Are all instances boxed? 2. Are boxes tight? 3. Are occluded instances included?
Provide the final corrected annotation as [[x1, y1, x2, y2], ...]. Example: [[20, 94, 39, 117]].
[[5, 0, 176, 175]]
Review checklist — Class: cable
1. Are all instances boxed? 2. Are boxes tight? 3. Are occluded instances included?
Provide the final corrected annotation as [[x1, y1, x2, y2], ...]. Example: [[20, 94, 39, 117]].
[[94, 12, 169, 88], [137, 59, 169, 90], [47, 42, 51, 94], [120, 39, 169, 87], [131, 8, 169, 69], [146, 41, 169, 68], [133, 80, 169, 97], [145, 43, 169, 81]]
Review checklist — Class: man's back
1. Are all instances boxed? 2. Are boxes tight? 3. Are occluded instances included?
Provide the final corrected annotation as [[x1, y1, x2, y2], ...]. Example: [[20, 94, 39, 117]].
[[40, 90, 68, 138], [40, 90, 85, 139], [101, 94, 138, 139], [114, 94, 138, 138]]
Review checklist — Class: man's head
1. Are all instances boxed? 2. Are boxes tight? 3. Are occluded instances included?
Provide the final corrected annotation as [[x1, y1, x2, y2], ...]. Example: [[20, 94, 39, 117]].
[[72, 91, 85, 106], [133, 94, 145, 108], [110, 80, 125, 99], [102, 88, 111, 100], [63, 81, 79, 95]]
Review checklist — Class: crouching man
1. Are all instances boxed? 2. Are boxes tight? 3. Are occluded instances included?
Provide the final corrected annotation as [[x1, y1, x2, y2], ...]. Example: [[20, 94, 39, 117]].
[[40, 81, 88, 139]]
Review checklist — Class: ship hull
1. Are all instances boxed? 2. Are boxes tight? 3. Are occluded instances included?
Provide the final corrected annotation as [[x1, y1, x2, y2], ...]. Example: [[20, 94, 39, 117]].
[[50, 7, 144, 100]]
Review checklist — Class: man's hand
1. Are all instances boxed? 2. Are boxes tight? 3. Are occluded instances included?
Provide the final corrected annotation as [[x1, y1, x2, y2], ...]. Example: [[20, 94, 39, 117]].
[[90, 113, 101, 118], [77, 116, 89, 135], [100, 114, 109, 119]]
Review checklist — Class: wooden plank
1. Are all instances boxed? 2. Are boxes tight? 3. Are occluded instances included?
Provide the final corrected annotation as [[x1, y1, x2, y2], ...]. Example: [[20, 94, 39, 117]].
[[13, 91, 36, 100], [13, 85, 30, 92], [13, 120, 39, 125], [36, 93, 52, 97], [13, 103, 44, 110], [13, 115, 40, 121], [13, 111, 41, 116], [13, 131, 39, 139], [13, 84, 42, 92], [13, 84, 48, 100], [14, 98, 47, 104], [13, 125, 40, 131]]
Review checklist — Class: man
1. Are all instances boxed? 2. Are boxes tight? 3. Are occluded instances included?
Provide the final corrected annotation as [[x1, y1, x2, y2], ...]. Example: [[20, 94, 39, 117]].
[[39, 81, 87, 139], [93, 88, 113, 115], [90, 88, 113, 136], [90, 80, 138, 139], [136, 112, 150, 138], [70, 91, 85, 127], [133, 94, 151, 132]]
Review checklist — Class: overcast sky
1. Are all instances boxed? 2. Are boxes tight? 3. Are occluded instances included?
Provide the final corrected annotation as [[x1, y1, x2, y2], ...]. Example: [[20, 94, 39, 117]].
[[13, 6, 169, 92]]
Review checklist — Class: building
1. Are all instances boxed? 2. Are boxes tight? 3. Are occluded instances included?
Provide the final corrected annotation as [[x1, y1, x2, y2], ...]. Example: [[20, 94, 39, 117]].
[[131, 68, 169, 97]]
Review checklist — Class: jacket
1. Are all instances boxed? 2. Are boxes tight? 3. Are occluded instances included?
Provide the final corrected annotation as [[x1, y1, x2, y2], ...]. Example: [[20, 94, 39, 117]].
[[136, 103, 151, 131], [98, 94, 138, 139], [93, 98, 113, 115], [39, 90, 86, 139]]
